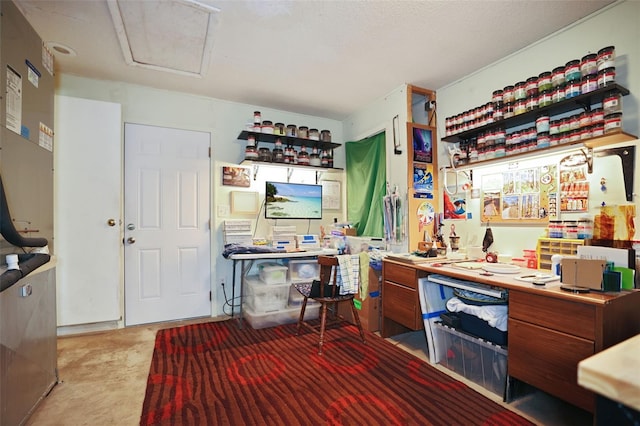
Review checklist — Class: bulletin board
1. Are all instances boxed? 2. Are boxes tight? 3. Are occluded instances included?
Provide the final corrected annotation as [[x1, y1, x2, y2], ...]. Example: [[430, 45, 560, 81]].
[[480, 163, 556, 224]]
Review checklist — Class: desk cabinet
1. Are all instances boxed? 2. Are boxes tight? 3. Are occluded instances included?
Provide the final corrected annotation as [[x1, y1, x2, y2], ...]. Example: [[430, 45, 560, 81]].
[[508, 289, 640, 413], [381, 261, 426, 337]]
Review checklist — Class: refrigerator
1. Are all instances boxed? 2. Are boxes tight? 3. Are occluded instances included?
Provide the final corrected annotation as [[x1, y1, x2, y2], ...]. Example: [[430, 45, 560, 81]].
[[0, 1, 57, 425]]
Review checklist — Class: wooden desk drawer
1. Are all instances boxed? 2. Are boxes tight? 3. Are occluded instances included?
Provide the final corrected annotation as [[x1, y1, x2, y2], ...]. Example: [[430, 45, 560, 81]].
[[383, 280, 420, 330], [509, 318, 595, 412], [383, 262, 417, 289], [509, 290, 596, 340]]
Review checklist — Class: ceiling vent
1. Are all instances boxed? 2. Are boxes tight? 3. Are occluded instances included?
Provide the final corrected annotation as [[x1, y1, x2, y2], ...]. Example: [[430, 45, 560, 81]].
[[107, 0, 220, 78]]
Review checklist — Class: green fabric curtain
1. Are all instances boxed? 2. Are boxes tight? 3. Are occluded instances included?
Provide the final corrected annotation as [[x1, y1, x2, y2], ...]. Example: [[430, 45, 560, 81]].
[[345, 132, 386, 237]]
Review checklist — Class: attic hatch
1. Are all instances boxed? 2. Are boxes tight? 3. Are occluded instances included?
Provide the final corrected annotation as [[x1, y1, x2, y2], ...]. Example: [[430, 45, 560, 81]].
[[107, 0, 220, 78]]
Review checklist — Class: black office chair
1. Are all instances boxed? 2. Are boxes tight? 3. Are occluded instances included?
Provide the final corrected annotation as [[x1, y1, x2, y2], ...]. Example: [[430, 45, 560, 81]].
[[294, 255, 366, 355]]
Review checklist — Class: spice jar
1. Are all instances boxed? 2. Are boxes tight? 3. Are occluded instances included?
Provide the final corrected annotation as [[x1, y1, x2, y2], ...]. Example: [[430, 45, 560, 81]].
[[565, 80, 581, 99], [538, 71, 552, 92], [564, 59, 582, 83], [309, 147, 321, 166], [580, 53, 598, 77], [308, 128, 319, 141], [538, 90, 552, 108], [253, 111, 262, 124], [551, 86, 565, 103], [258, 147, 272, 162], [597, 67, 616, 88], [492, 89, 503, 105], [604, 112, 622, 134], [286, 124, 297, 137], [320, 129, 332, 142], [273, 123, 285, 136], [514, 81, 527, 101], [526, 76, 539, 97], [298, 126, 309, 139], [552, 66, 565, 88], [297, 146, 310, 165], [581, 74, 597, 95], [261, 120, 274, 134], [603, 90, 622, 115], [503, 85, 515, 104], [272, 138, 285, 162], [597, 46, 615, 71]]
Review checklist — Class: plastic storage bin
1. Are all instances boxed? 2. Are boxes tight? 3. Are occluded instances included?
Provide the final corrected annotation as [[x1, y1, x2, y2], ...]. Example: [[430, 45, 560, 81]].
[[436, 322, 508, 395], [244, 305, 320, 329], [245, 276, 290, 312], [258, 263, 288, 284], [288, 260, 320, 282]]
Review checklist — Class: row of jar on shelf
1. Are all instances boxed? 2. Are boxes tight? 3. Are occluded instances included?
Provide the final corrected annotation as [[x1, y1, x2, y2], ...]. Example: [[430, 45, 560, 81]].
[[444, 85, 620, 137], [249, 112, 332, 142], [245, 139, 334, 167], [445, 46, 617, 137], [454, 111, 623, 164]]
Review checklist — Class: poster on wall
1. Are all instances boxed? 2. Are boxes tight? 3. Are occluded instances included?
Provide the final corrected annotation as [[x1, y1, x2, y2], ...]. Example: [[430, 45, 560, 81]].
[[410, 124, 433, 163], [443, 190, 467, 220], [416, 201, 435, 233], [222, 166, 251, 187], [413, 162, 434, 196]]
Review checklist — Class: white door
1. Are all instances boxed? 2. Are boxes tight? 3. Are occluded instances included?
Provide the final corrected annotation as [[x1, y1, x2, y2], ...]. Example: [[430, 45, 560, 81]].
[[124, 123, 211, 326], [54, 95, 122, 326]]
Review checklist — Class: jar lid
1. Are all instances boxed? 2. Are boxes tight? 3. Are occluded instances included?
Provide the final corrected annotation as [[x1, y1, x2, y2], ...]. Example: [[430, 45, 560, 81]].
[[581, 53, 597, 61], [598, 45, 615, 54]]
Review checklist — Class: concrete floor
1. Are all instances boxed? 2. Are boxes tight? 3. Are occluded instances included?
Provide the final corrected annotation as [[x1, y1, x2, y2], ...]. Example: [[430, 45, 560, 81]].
[[26, 318, 592, 426]]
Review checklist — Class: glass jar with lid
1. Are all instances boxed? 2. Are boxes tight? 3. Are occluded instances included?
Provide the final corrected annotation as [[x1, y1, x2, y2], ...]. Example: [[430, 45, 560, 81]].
[[309, 147, 321, 166], [272, 138, 285, 163], [297, 145, 310, 165]]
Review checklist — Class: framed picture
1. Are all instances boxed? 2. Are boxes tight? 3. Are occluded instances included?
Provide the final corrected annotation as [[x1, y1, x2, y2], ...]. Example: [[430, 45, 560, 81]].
[[408, 123, 433, 163], [222, 166, 250, 187]]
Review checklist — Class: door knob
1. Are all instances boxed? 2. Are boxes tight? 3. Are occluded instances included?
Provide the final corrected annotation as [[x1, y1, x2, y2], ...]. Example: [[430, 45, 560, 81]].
[[107, 218, 116, 226], [127, 223, 136, 231], [127, 237, 136, 244]]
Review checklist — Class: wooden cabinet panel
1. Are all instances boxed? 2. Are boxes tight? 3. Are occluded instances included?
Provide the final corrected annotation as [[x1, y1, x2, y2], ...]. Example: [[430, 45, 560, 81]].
[[383, 262, 418, 289], [509, 318, 595, 412], [383, 281, 420, 330], [509, 290, 595, 340]]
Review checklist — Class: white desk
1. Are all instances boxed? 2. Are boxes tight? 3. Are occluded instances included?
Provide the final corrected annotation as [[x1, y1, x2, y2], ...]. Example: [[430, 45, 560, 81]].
[[228, 248, 338, 327]]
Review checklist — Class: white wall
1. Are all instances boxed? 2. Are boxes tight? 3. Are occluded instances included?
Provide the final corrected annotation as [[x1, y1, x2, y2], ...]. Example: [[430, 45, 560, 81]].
[[55, 75, 345, 317], [435, 1, 640, 258]]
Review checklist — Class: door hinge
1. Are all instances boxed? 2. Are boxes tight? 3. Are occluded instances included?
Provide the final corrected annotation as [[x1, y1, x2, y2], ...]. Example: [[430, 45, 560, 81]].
[[208, 147, 211, 158], [209, 291, 212, 301]]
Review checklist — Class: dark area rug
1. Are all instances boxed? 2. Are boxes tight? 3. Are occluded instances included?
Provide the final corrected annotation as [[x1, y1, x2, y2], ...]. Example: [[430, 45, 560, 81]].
[[140, 319, 534, 425]]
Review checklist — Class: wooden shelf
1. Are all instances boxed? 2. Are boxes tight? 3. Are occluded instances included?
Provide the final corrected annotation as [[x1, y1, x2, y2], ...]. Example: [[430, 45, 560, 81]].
[[455, 131, 637, 169], [240, 159, 342, 172]]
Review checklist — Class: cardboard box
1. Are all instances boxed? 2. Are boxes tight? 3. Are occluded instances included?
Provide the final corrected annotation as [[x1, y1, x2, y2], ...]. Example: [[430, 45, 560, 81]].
[[338, 267, 381, 332], [560, 258, 607, 290]]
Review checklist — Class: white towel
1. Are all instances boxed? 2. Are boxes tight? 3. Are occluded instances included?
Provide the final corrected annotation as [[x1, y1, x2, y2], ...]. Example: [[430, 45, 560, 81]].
[[446, 297, 508, 331], [335, 254, 359, 295]]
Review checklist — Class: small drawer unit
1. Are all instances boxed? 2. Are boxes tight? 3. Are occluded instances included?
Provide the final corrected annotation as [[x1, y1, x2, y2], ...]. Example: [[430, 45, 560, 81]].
[[436, 322, 508, 396], [536, 237, 584, 271]]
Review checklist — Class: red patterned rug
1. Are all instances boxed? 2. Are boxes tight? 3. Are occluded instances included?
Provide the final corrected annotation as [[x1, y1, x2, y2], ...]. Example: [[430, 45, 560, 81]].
[[140, 319, 533, 425]]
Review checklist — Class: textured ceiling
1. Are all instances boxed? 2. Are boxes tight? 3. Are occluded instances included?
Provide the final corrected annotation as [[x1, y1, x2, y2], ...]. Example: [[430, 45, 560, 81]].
[[15, 0, 615, 120]]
